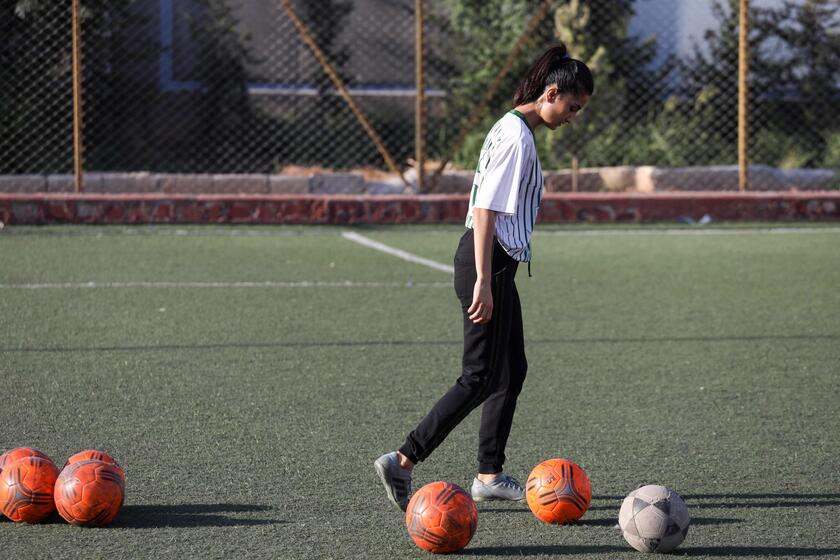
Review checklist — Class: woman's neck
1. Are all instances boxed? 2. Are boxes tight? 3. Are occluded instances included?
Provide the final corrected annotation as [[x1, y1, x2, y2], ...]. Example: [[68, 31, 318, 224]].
[[513, 103, 544, 131]]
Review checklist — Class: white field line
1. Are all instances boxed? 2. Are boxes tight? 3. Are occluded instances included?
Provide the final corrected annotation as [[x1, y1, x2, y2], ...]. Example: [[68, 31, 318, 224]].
[[0, 280, 450, 290], [341, 231, 455, 274], [535, 227, 840, 237]]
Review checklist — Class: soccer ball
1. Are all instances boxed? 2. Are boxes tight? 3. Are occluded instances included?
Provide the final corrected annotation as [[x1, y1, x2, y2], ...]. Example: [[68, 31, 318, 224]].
[[0, 447, 52, 475], [618, 484, 690, 553], [526, 458, 592, 524], [64, 450, 125, 481], [0, 456, 60, 523], [54, 460, 125, 527], [405, 481, 478, 553]]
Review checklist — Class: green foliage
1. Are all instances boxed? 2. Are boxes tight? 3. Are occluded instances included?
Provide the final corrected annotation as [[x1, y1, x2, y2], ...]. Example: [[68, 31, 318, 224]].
[[822, 131, 840, 170], [681, 0, 840, 170], [430, 0, 556, 167], [443, 0, 840, 173], [176, 0, 264, 171], [437, 0, 667, 170]]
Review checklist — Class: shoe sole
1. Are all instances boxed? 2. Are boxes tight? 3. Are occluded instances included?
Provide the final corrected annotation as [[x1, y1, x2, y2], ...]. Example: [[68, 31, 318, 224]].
[[374, 458, 407, 511], [472, 494, 527, 503]]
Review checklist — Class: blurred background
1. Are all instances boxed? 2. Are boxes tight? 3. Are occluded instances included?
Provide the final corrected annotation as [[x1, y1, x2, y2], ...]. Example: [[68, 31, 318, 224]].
[[2, 0, 839, 190]]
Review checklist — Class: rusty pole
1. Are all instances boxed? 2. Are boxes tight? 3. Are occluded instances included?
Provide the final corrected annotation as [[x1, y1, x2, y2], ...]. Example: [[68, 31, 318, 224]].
[[415, 0, 426, 192], [738, 0, 749, 191], [71, 0, 84, 192]]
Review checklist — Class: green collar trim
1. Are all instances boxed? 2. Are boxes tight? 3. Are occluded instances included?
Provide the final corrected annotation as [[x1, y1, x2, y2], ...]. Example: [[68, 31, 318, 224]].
[[509, 109, 534, 136]]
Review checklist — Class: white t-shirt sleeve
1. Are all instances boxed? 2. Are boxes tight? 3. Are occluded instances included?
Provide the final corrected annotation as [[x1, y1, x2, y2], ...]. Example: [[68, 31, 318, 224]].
[[472, 135, 526, 215]]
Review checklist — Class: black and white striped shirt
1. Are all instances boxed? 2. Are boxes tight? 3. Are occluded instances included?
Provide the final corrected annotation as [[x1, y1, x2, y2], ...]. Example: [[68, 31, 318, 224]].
[[465, 110, 544, 262]]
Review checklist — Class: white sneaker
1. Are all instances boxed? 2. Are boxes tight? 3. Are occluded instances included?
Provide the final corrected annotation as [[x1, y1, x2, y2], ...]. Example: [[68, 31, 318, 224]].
[[470, 474, 526, 502], [374, 452, 413, 511]]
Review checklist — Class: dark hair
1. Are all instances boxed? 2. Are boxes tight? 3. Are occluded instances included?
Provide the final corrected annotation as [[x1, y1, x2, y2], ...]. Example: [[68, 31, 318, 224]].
[[513, 44, 594, 105]]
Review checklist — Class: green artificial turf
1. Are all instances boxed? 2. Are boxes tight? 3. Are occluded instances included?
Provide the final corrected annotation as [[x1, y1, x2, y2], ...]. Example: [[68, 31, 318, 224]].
[[1, 224, 839, 559]]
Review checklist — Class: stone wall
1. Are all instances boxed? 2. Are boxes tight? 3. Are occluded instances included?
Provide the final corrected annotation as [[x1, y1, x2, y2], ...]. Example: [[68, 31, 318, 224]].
[[2, 192, 838, 225]]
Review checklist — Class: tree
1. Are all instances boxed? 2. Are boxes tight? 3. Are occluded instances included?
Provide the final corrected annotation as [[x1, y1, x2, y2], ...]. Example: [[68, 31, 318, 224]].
[[185, 0, 262, 171], [544, 0, 669, 169], [433, 0, 667, 171], [753, 0, 840, 167]]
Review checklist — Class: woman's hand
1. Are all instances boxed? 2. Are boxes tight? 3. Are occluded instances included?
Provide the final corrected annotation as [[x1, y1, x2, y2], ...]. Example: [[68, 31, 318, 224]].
[[468, 278, 493, 324]]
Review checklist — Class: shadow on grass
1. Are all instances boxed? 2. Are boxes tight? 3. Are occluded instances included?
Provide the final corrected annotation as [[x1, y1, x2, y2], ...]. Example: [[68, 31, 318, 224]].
[[676, 546, 840, 557], [113, 503, 284, 529], [590, 493, 840, 511], [5, 334, 839, 354], [466, 544, 840, 557], [474, 509, 740, 528]]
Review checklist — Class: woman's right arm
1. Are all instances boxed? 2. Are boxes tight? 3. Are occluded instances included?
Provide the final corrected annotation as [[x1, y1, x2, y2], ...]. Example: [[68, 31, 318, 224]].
[[468, 207, 496, 325]]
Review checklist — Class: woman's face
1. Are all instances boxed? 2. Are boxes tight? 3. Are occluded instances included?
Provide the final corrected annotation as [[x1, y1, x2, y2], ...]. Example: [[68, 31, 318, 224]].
[[540, 89, 589, 130]]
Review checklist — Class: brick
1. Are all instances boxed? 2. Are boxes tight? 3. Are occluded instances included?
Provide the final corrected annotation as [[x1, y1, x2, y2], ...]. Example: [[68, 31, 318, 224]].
[[94, 172, 160, 193], [0, 175, 46, 193], [432, 171, 473, 194], [365, 179, 407, 195], [229, 202, 255, 221], [76, 201, 102, 220], [310, 174, 365, 194], [328, 199, 367, 223], [635, 166, 656, 193], [125, 205, 149, 223], [159, 174, 213, 194], [778, 169, 838, 190], [102, 204, 126, 222], [649, 165, 786, 191], [11, 202, 41, 223], [598, 166, 636, 192], [544, 171, 571, 192], [47, 175, 78, 193], [211, 174, 268, 194], [205, 202, 226, 222], [45, 173, 103, 193], [151, 202, 175, 221], [544, 170, 605, 192], [269, 175, 310, 194], [176, 202, 204, 223], [44, 202, 75, 221], [0, 201, 11, 224]]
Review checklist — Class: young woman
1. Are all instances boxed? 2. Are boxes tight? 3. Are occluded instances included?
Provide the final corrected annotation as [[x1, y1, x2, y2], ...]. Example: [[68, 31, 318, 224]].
[[376, 44, 594, 510]]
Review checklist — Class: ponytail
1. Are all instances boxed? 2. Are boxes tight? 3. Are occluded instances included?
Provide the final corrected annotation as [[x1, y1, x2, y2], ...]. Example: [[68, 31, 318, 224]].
[[513, 44, 594, 105]]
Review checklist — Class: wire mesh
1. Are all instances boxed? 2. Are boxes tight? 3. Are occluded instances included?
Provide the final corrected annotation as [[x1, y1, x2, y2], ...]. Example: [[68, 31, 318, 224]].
[[1, 0, 838, 191], [1, 2, 74, 174]]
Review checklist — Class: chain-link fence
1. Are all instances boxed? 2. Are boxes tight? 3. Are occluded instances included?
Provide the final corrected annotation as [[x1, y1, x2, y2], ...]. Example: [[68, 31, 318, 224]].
[[2, 0, 839, 190]]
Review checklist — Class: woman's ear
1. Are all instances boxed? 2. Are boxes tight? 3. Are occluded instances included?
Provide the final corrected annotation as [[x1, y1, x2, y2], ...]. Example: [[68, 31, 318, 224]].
[[544, 86, 558, 103]]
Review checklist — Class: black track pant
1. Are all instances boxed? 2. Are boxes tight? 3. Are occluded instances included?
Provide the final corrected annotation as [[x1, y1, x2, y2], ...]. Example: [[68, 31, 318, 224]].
[[399, 229, 527, 474]]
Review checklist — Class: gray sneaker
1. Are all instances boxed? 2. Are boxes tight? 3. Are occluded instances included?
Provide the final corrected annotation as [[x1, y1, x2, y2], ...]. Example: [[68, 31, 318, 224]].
[[470, 474, 526, 502], [374, 452, 413, 511]]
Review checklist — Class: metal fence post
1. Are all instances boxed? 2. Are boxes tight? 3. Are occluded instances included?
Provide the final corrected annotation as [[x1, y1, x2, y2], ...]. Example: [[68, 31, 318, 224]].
[[415, 0, 426, 193], [279, 0, 409, 188], [71, 0, 84, 192], [738, 0, 749, 192]]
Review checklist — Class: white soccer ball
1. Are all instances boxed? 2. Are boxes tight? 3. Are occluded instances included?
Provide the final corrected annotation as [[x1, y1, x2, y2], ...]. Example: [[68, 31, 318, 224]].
[[618, 484, 690, 553]]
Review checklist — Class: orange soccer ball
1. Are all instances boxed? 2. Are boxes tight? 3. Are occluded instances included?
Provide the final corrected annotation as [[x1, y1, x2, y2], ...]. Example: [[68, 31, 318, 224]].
[[54, 460, 125, 527], [0, 456, 60, 523], [64, 450, 125, 481], [405, 481, 478, 554], [0, 447, 52, 475], [526, 458, 592, 524]]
